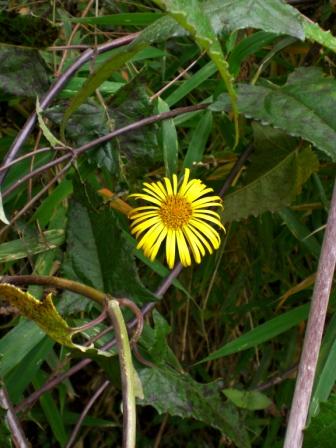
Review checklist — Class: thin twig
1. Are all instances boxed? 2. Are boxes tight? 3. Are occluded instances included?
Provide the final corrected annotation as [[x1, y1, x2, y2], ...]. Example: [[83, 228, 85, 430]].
[[0, 385, 30, 448], [106, 299, 137, 448], [0, 33, 139, 185], [253, 364, 298, 392], [0, 147, 56, 173], [3, 104, 209, 200], [218, 145, 254, 198], [65, 380, 110, 448], [284, 178, 336, 448]]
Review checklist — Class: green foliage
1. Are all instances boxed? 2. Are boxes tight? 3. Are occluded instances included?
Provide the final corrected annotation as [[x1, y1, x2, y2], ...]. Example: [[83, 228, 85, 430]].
[[211, 67, 336, 161], [1, 0, 336, 447], [223, 389, 272, 411], [304, 394, 336, 448], [139, 367, 250, 448], [0, 47, 49, 97]]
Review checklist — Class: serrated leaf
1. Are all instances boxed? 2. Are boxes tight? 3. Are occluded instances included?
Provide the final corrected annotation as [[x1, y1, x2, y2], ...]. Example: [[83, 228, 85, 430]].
[[211, 67, 336, 161], [222, 146, 318, 223], [205, 0, 304, 39], [303, 20, 336, 53], [223, 389, 272, 411], [304, 394, 336, 448], [155, 0, 239, 146], [138, 367, 250, 448], [0, 284, 111, 357]]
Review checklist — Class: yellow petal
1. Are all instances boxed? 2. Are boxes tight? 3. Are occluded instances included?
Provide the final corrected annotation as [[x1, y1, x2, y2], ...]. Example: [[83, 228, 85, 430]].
[[164, 177, 174, 196], [166, 229, 176, 269], [183, 226, 202, 263], [178, 168, 191, 196], [176, 229, 191, 267], [188, 223, 213, 254], [148, 227, 168, 261], [131, 216, 161, 236], [143, 182, 167, 201], [129, 193, 162, 207], [192, 213, 225, 229]]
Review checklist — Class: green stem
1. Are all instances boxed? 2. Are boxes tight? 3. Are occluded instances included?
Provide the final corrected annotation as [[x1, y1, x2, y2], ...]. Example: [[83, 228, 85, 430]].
[[0, 275, 105, 304], [106, 298, 136, 448]]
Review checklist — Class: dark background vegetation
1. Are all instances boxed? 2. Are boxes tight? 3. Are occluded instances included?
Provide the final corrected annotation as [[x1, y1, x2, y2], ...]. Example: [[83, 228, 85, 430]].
[[0, 1, 336, 447]]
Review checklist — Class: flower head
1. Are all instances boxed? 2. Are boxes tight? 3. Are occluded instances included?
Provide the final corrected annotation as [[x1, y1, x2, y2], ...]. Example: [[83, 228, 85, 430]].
[[129, 169, 224, 269]]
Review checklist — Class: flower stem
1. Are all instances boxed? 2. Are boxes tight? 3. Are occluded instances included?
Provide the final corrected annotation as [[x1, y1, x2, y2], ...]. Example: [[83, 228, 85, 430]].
[[106, 298, 137, 448]]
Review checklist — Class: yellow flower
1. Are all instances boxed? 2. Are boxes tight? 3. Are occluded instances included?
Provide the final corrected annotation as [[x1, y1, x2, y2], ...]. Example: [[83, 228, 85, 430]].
[[128, 168, 224, 269]]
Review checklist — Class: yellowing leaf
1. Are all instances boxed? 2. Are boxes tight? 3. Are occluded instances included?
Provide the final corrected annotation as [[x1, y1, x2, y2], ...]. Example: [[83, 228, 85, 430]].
[[0, 284, 110, 356]]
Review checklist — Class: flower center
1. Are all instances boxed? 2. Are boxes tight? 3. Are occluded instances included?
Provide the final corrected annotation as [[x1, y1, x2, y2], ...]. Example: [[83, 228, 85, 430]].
[[159, 195, 192, 229]]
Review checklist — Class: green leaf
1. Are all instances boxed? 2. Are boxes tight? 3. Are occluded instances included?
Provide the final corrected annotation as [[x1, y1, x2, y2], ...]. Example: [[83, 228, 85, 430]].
[[32, 370, 68, 447], [139, 366, 250, 448], [63, 181, 155, 304], [5, 336, 54, 404], [211, 67, 336, 161], [0, 320, 46, 378], [228, 31, 279, 77], [36, 97, 65, 148], [32, 180, 73, 228], [278, 208, 321, 260], [157, 98, 178, 177], [71, 12, 164, 26], [204, 0, 304, 39], [139, 310, 182, 369], [183, 109, 212, 168], [199, 304, 309, 363], [304, 394, 336, 448], [303, 20, 336, 53], [221, 146, 318, 223], [0, 47, 49, 97], [165, 61, 217, 107], [309, 314, 336, 419], [223, 389, 272, 411], [155, 0, 239, 147], [0, 229, 64, 262]]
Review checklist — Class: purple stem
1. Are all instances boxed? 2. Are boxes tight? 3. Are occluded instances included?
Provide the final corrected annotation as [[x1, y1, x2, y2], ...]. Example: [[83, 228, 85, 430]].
[[284, 178, 336, 448]]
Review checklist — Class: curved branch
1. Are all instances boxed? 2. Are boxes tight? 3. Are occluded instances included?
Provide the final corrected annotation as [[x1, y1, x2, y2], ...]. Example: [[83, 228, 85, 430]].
[[2, 103, 209, 199], [0, 275, 106, 304]]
